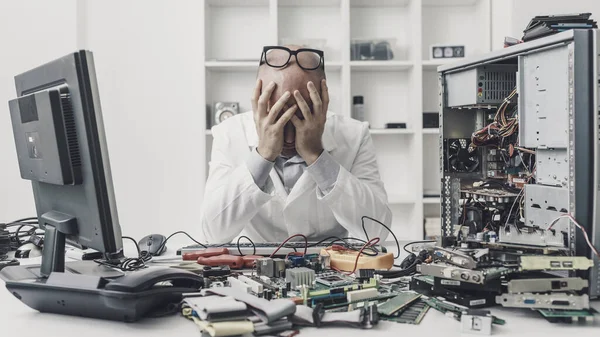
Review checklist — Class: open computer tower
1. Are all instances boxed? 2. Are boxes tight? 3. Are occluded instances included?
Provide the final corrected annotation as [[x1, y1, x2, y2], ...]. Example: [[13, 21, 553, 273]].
[[438, 29, 600, 298]]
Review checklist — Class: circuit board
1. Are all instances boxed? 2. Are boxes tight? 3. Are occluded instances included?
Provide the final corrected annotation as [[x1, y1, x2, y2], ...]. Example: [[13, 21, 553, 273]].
[[537, 308, 598, 323], [380, 299, 430, 325], [377, 292, 421, 316]]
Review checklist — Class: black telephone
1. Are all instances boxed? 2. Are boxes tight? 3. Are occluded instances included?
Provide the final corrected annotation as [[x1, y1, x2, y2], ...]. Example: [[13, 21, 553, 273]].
[[1, 263, 203, 322]]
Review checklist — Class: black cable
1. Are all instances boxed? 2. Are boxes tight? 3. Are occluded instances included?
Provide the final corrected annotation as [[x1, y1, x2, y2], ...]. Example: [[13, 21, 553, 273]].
[[6, 217, 38, 225], [14, 224, 39, 246], [122, 236, 141, 256], [236, 236, 256, 256], [155, 231, 206, 254], [361, 215, 400, 259], [95, 236, 147, 271]]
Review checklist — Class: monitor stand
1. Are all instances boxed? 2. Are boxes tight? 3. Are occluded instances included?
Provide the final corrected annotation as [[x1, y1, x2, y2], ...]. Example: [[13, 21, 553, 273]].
[[39, 210, 78, 276]]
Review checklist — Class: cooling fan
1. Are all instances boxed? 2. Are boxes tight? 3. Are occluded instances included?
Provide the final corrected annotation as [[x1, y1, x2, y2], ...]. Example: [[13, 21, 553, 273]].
[[445, 138, 480, 173]]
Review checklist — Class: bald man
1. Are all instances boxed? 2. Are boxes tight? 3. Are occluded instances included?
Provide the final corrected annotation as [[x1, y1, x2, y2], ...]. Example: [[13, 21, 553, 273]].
[[201, 46, 392, 243]]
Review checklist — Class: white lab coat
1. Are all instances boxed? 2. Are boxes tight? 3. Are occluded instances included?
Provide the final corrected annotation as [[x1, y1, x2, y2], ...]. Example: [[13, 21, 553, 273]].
[[200, 111, 392, 243]]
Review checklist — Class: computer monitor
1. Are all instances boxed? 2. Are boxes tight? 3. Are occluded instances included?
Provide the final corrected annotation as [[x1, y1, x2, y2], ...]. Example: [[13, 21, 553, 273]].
[[1, 51, 203, 322], [7, 50, 123, 276]]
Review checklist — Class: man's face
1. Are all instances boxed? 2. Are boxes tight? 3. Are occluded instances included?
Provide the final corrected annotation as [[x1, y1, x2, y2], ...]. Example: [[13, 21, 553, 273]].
[[258, 52, 322, 158]]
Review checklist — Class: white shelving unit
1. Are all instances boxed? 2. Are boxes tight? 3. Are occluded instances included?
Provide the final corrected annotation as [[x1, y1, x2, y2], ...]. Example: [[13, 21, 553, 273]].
[[200, 0, 491, 240]]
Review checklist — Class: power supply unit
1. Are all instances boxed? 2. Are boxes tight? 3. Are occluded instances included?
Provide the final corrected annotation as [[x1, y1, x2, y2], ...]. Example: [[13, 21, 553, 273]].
[[445, 64, 517, 107]]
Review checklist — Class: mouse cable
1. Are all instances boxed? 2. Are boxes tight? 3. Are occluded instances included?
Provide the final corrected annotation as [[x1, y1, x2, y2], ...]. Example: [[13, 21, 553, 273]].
[[154, 231, 207, 255], [95, 236, 147, 271]]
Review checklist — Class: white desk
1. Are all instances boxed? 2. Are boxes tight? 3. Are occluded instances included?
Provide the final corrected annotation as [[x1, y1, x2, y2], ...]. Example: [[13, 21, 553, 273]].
[[1, 250, 599, 337]]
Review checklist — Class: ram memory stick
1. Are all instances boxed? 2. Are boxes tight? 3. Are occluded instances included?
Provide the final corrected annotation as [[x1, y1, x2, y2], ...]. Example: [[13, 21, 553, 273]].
[[377, 292, 421, 316]]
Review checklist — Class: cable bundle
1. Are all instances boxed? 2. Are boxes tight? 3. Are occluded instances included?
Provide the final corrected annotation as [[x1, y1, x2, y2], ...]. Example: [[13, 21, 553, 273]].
[[0, 225, 11, 258], [470, 88, 518, 150]]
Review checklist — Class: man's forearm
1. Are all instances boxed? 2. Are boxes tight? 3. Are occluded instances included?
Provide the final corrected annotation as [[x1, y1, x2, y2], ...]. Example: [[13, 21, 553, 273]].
[[305, 150, 340, 194]]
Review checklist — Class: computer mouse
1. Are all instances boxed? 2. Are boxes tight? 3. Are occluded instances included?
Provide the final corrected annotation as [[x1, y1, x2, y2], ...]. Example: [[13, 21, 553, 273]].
[[138, 234, 167, 256], [15, 242, 42, 258]]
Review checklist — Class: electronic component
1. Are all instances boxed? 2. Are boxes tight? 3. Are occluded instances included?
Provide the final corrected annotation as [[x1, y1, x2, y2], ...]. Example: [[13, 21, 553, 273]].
[[256, 257, 286, 278], [286, 268, 315, 289], [460, 187, 519, 203], [346, 288, 378, 310], [433, 276, 502, 293], [227, 276, 251, 293], [434, 287, 496, 309], [288, 255, 305, 267], [319, 254, 331, 269], [201, 265, 232, 277], [431, 247, 489, 269], [507, 277, 588, 293], [461, 310, 493, 335], [445, 64, 517, 107], [211, 102, 239, 127], [518, 256, 594, 271], [499, 225, 564, 247], [391, 299, 430, 324], [496, 293, 590, 310], [257, 258, 275, 277], [319, 248, 394, 272], [238, 275, 264, 294], [439, 33, 600, 300], [431, 44, 465, 59], [410, 275, 498, 308], [444, 139, 480, 173], [358, 269, 375, 282], [315, 271, 354, 287], [377, 292, 421, 316], [421, 297, 506, 325], [417, 263, 514, 285], [536, 308, 598, 324], [274, 258, 286, 277]]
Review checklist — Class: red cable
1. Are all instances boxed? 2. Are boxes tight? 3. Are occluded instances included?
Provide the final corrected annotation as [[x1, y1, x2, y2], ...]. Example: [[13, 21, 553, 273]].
[[270, 234, 308, 258], [344, 237, 380, 275]]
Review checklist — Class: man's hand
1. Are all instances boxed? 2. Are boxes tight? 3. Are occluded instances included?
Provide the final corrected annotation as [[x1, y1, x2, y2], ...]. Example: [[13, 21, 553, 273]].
[[251, 79, 298, 161], [291, 79, 329, 165]]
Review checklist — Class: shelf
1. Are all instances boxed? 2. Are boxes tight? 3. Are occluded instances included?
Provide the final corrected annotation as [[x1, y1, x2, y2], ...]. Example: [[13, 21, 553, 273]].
[[422, 128, 440, 134], [205, 61, 259, 71], [422, 59, 460, 70], [206, 0, 269, 7], [350, 60, 413, 71], [370, 128, 414, 135], [352, 0, 411, 7], [388, 195, 416, 204], [280, 0, 341, 6], [423, 197, 441, 204], [422, 0, 479, 6]]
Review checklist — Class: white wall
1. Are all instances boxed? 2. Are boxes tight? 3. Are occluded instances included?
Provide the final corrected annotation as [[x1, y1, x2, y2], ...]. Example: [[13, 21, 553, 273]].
[[0, 0, 77, 220], [81, 0, 205, 240]]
